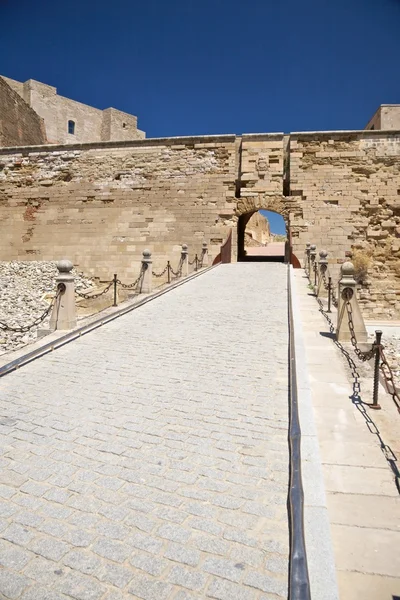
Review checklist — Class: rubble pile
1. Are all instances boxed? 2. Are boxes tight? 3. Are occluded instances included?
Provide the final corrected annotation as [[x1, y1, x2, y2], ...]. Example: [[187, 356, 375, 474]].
[[0, 261, 93, 354]]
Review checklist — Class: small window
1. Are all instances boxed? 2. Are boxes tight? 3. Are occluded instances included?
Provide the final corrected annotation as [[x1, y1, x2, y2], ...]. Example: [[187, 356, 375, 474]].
[[370, 124, 375, 130], [68, 120, 75, 135], [122, 122, 127, 128]]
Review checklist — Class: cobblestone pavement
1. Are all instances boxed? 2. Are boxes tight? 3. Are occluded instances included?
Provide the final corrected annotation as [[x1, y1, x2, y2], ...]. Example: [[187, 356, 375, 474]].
[[0, 263, 289, 600]]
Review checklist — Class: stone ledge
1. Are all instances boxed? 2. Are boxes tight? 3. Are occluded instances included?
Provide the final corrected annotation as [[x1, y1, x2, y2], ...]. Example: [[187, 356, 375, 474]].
[[0, 134, 238, 155], [290, 129, 400, 139]]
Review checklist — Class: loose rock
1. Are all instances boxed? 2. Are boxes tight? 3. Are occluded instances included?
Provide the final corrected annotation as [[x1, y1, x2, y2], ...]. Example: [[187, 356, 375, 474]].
[[0, 261, 93, 355]]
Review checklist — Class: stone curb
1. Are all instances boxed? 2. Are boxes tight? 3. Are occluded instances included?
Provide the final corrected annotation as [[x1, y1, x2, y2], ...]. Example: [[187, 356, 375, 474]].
[[289, 266, 339, 600]]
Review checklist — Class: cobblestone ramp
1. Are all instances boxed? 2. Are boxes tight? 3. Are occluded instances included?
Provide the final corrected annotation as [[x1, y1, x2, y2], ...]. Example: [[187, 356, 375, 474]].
[[0, 263, 289, 600]]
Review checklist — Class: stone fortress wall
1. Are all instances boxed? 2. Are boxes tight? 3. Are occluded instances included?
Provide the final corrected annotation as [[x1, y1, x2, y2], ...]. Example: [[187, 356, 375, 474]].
[[1, 76, 145, 145], [0, 78, 46, 147], [0, 130, 400, 317]]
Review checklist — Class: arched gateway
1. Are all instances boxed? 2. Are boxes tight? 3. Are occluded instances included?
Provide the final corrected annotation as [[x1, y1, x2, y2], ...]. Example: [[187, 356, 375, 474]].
[[234, 195, 301, 267]]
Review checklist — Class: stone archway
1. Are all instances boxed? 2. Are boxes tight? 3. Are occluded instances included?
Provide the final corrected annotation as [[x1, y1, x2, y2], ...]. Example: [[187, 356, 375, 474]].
[[236, 195, 290, 223], [235, 195, 293, 263]]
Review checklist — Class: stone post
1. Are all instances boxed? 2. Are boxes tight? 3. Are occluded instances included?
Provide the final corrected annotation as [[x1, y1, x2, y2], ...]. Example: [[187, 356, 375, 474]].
[[49, 259, 76, 331], [182, 244, 189, 277], [317, 250, 328, 297], [310, 244, 317, 269], [141, 249, 153, 293], [305, 243, 311, 271], [201, 242, 209, 267], [336, 261, 368, 343]]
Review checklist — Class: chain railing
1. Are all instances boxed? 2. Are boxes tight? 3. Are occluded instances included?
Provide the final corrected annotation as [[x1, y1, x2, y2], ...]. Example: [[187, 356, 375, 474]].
[[1, 242, 210, 350], [74, 243, 208, 309], [303, 243, 400, 414], [116, 267, 145, 290], [75, 281, 114, 300], [0, 287, 61, 333], [344, 294, 376, 363]]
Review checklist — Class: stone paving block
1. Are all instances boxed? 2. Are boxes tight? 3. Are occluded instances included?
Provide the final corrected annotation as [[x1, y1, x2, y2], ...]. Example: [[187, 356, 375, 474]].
[[188, 517, 224, 536], [97, 562, 134, 588], [164, 542, 201, 567], [203, 556, 246, 583], [0, 540, 33, 570], [206, 577, 256, 600], [2, 523, 34, 546], [168, 564, 208, 591], [92, 537, 132, 563], [29, 535, 70, 561], [223, 528, 257, 548], [21, 586, 68, 600], [243, 571, 287, 597], [128, 573, 173, 600], [62, 549, 102, 576], [157, 523, 191, 544], [192, 534, 230, 556], [23, 556, 67, 585], [63, 527, 95, 548], [94, 520, 129, 541], [152, 505, 187, 524], [130, 552, 169, 577], [230, 545, 265, 568], [56, 571, 106, 600], [0, 569, 32, 599]]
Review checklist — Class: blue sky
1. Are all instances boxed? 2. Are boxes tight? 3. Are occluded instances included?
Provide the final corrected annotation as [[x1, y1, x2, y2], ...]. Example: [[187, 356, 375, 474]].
[[1, 0, 399, 234]]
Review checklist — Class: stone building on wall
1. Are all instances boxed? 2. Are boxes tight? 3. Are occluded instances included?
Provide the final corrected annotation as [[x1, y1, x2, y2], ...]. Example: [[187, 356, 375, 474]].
[[0, 75, 145, 146], [365, 105, 400, 131]]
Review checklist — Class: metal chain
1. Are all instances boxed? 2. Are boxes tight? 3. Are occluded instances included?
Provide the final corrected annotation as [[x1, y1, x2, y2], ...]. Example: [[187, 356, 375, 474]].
[[379, 348, 400, 413], [345, 299, 376, 362], [188, 256, 197, 266], [316, 296, 363, 398], [316, 291, 400, 489], [152, 265, 169, 278], [170, 258, 183, 278], [75, 281, 113, 299], [116, 266, 145, 290], [0, 288, 59, 333]]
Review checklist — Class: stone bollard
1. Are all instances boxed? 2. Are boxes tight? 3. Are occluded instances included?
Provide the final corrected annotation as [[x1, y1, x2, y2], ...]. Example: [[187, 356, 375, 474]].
[[181, 244, 189, 277], [141, 249, 153, 293], [336, 261, 367, 343], [49, 259, 76, 331], [317, 250, 328, 297], [310, 244, 317, 269], [201, 242, 209, 267], [305, 243, 311, 271]]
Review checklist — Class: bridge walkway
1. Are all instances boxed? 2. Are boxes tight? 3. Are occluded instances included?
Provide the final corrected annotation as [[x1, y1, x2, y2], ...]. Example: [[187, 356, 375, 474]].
[[0, 263, 290, 599]]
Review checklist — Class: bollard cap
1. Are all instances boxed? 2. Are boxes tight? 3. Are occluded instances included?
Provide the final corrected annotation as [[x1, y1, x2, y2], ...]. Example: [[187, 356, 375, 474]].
[[306, 243, 311, 249], [341, 261, 355, 277], [57, 259, 73, 273], [319, 249, 328, 259], [142, 249, 152, 259], [182, 244, 188, 252], [310, 244, 317, 251], [202, 241, 208, 250]]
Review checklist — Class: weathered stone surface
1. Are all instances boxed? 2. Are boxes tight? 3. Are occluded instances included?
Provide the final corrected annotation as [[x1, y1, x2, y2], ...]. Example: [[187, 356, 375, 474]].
[[0, 129, 399, 318]]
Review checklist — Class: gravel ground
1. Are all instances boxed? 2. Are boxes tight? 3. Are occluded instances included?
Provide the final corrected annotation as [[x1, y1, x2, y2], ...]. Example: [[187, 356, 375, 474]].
[[382, 335, 400, 380], [0, 261, 93, 355]]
